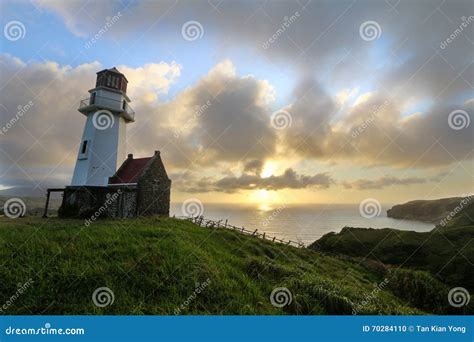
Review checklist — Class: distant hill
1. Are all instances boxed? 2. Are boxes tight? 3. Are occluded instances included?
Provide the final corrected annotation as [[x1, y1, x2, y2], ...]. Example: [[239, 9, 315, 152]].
[[0, 196, 61, 216], [0, 216, 460, 315], [310, 201, 474, 298], [0, 186, 52, 198], [386, 197, 471, 223]]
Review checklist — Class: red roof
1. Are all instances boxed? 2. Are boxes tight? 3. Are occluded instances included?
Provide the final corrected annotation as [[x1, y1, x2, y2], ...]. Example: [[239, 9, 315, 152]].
[[109, 157, 151, 184]]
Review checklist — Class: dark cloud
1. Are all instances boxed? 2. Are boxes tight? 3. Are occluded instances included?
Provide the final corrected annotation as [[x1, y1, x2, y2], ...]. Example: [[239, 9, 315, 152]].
[[2, 0, 473, 195], [215, 168, 334, 193], [0, 57, 277, 190], [243, 159, 264, 175], [174, 168, 335, 193], [281, 91, 474, 168]]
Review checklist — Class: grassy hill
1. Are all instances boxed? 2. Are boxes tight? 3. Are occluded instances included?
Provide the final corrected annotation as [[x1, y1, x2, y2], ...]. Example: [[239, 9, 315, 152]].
[[311, 202, 474, 299], [386, 197, 470, 223], [0, 216, 458, 315]]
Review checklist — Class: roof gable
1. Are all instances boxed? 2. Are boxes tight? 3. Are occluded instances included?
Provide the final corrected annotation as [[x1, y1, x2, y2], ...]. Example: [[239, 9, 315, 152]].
[[109, 157, 152, 184]]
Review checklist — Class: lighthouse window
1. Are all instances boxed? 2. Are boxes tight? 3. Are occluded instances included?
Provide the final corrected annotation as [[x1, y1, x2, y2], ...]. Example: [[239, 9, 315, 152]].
[[81, 140, 88, 154]]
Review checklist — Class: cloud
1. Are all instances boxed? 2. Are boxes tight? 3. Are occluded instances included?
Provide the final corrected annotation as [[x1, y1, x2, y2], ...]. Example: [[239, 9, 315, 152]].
[[216, 168, 334, 192], [243, 159, 264, 176], [0, 54, 181, 189], [118, 63, 181, 102], [0, 56, 279, 192], [144, 59, 277, 168], [342, 176, 427, 190], [34, 0, 120, 37], [29, 1, 473, 170], [173, 168, 335, 193], [2, 0, 473, 197], [281, 90, 473, 168]]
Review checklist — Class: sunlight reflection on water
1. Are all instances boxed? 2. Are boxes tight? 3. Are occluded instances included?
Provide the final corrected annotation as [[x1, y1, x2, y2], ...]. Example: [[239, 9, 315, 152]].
[[171, 203, 434, 245]]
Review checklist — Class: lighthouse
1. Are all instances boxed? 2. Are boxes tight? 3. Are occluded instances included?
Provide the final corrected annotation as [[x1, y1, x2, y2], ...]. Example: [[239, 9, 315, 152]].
[[42, 67, 171, 219], [71, 67, 134, 186]]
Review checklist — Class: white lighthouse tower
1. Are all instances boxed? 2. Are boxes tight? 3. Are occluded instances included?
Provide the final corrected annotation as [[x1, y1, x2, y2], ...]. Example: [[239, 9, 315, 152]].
[[71, 67, 134, 186]]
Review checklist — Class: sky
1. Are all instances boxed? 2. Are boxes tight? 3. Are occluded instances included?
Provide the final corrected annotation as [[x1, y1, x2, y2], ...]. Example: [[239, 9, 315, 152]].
[[0, 0, 473, 206]]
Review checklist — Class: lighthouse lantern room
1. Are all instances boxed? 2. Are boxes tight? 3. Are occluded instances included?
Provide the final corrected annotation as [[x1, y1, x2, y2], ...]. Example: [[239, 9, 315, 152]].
[[71, 67, 135, 186]]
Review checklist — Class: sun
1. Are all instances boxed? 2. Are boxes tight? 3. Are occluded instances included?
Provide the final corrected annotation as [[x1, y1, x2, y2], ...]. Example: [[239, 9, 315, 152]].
[[249, 189, 280, 211], [256, 189, 270, 201], [261, 162, 277, 178]]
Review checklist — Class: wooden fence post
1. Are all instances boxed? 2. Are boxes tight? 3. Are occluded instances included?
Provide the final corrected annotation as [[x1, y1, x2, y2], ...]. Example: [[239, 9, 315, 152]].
[[42, 190, 51, 218]]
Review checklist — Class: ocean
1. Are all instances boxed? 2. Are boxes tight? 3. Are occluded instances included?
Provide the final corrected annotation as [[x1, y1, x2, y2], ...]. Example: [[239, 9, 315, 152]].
[[170, 203, 434, 245]]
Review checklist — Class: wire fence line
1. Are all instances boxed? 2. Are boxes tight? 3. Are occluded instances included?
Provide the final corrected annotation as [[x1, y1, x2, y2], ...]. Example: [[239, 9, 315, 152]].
[[175, 215, 306, 248]]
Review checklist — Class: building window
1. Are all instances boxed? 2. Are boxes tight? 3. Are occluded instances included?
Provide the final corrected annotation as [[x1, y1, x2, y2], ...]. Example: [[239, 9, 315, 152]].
[[90, 92, 96, 105], [122, 100, 126, 110], [81, 140, 88, 154]]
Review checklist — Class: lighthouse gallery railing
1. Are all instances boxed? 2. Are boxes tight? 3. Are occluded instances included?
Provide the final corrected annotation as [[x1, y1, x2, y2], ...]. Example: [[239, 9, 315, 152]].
[[79, 95, 135, 121]]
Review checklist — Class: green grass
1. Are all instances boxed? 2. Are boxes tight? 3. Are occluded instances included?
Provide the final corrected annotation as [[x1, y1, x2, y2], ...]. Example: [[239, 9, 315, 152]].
[[386, 197, 469, 223], [310, 195, 474, 310], [0, 216, 435, 315]]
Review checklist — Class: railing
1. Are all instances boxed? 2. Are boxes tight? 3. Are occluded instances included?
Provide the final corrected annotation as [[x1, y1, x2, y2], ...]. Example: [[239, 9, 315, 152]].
[[176, 215, 306, 248], [79, 95, 135, 121]]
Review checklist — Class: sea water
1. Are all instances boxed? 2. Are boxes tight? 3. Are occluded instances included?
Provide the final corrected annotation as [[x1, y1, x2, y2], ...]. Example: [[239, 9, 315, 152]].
[[170, 203, 434, 245]]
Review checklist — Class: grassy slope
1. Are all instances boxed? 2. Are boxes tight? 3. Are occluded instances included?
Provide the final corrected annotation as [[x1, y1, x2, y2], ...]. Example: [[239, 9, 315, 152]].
[[386, 197, 467, 223], [311, 203, 474, 295], [0, 216, 433, 315]]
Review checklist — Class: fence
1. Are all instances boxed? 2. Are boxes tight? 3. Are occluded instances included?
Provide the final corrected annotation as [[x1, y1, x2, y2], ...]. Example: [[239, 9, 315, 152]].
[[176, 215, 305, 248]]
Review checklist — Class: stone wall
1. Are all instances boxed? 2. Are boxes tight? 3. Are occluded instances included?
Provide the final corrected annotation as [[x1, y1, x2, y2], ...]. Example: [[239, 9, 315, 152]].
[[107, 186, 137, 218], [137, 152, 171, 216], [59, 151, 171, 219], [59, 185, 137, 219]]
